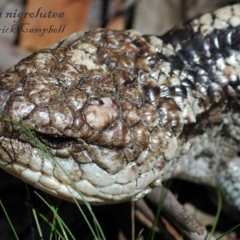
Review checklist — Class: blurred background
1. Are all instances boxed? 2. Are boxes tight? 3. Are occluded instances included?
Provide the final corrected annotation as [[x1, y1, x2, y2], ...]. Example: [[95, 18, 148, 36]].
[[0, 0, 239, 70]]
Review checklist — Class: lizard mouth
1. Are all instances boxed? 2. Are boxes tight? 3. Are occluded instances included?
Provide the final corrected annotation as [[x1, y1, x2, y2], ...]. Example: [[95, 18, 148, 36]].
[[36, 133, 77, 149]]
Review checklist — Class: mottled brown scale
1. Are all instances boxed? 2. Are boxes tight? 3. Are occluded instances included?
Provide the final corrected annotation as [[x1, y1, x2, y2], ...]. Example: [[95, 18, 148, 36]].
[[31, 52, 57, 73], [120, 42, 139, 59], [24, 75, 62, 105], [119, 55, 135, 72], [131, 125, 150, 150], [134, 57, 150, 76], [70, 112, 93, 138], [88, 145, 126, 174], [65, 89, 87, 112], [136, 150, 156, 173], [143, 78, 160, 104], [149, 128, 166, 157], [54, 63, 82, 88], [72, 150, 92, 164], [87, 120, 129, 148], [120, 100, 140, 127], [120, 85, 143, 105], [48, 103, 73, 132], [98, 48, 119, 71], [113, 70, 134, 87], [124, 142, 141, 162], [140, 103, 158, 131], [83, 97, 118, 131], [0, 72, 24, 92], [15, 59, 37, 75]]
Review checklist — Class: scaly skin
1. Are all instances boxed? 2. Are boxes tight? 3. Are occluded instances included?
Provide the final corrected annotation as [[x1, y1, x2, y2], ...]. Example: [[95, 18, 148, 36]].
[[0, 4, 240, 208]]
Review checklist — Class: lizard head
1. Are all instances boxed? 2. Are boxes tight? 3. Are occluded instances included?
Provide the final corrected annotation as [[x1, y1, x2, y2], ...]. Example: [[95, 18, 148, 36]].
[[0, 29, 181, 204]]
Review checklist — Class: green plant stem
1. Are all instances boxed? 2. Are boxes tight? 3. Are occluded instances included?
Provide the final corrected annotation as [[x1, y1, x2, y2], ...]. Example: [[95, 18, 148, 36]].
[[0, 199, 20, 240], [208, 189, 222, 240]]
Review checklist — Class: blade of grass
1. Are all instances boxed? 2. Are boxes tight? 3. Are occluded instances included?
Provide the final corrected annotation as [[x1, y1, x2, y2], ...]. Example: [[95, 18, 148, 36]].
[[216, 223, 240, 240], [24, 182, 69, 240], [49, 205, 59, 240], [37, 212, 66, 240], [208, 189, 222, 240], [0, 199, 20, 240], [136, 229, 144, 240], [24, 183, 59, 240], [32, 207, 44, 240], [35, 192, 74, 240], [54, 211, 69, 240]]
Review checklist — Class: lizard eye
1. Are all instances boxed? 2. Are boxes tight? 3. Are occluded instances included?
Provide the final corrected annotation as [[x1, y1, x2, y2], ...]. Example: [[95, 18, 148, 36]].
[[36, 133, 76, 149]]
